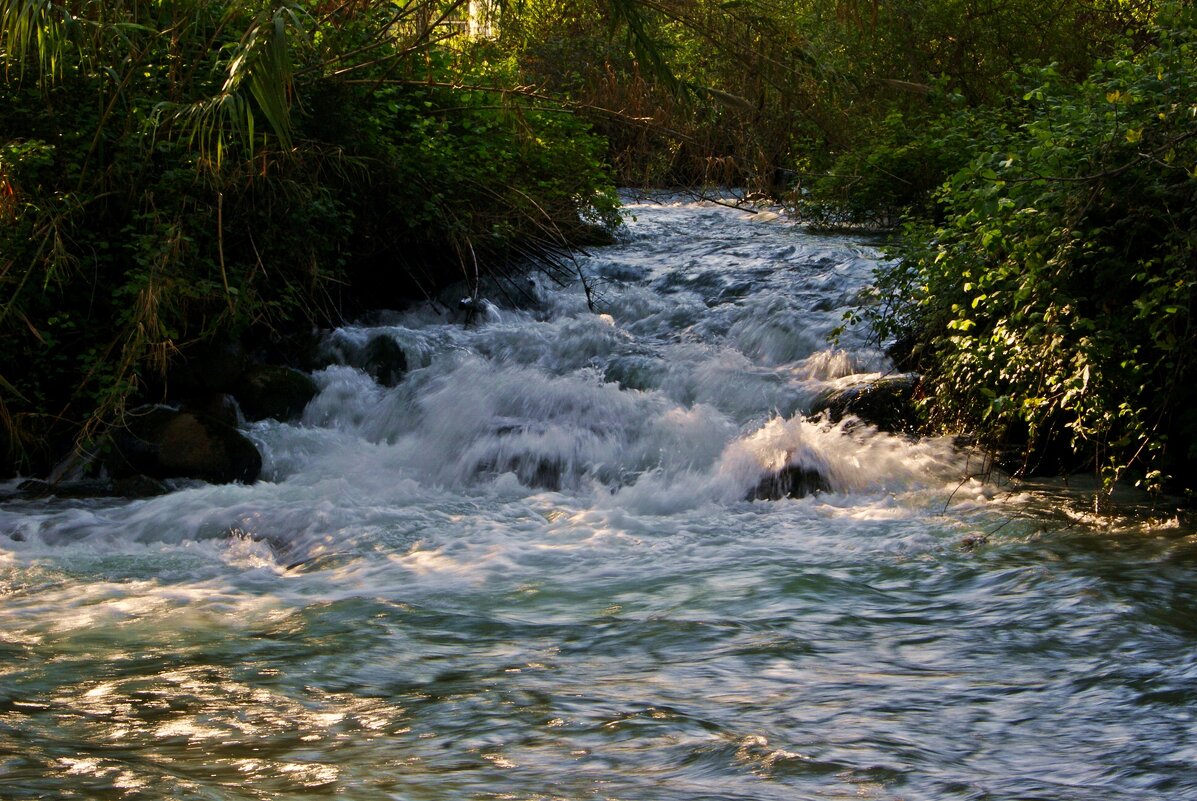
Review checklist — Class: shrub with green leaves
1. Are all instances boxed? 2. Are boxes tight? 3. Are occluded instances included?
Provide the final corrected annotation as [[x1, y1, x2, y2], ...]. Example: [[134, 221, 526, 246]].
[[877, 6, 1197, 493], [0, 0, 617, 474]]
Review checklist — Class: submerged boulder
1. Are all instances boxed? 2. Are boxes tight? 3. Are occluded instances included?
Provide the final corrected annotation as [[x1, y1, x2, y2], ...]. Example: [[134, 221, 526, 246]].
[[183, 393, 241, 427], [603, 354, 663, 391], [108, 406, 261, 484], [810, 374, 921, 434], [360, 335, 408, 387], [749, 464, 830, 501], [479, 457, 565, 491], [15, 475, 169, 499], [322, 333, 409, 387], [234, 365, 319, 422]]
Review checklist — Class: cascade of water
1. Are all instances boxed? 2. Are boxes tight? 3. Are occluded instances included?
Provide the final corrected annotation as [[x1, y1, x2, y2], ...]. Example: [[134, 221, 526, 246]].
[[4, 196, 968, 548], [2, 195, 1190, 801]]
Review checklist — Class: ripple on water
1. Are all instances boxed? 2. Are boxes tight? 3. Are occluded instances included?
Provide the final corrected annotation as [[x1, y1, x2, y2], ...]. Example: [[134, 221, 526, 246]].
[[1, 196, 1195, 800]]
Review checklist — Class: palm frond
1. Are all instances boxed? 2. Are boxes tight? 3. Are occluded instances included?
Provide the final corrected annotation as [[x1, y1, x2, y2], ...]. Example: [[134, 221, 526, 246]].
[[155, 3, 304, 167], [0, 0, 80, 82]]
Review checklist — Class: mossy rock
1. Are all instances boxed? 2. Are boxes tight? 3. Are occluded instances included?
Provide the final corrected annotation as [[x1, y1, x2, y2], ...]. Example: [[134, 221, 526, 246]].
[[183, 393, 241, 428], [810, 374, 921, 434], [360, 335, 408, 388], [748, 464, 830, 501], [108, 406, 262, 484], [15, 475, 169, 499], [235, 365, 319, 422]]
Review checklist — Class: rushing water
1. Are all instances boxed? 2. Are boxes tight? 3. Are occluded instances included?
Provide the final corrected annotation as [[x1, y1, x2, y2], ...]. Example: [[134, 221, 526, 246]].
[[2, 196, 1196, 801]]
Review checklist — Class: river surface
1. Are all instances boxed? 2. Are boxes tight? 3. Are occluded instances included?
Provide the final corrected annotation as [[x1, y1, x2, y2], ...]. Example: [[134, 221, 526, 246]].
[[2, 196, 1196, 800]]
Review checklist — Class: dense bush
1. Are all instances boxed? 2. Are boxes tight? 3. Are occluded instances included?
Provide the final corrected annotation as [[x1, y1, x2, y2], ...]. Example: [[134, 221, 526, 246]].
[[0, 0, 617, 474], [792, 0, 1156, 223], [875, 6, 1197, 493], [795, 100, 979, 228]]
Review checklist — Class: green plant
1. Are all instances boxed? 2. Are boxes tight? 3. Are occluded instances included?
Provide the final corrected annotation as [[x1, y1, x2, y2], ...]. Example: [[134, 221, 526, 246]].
[[0, 0, 620, 474], [875, 6, 1197, 493]]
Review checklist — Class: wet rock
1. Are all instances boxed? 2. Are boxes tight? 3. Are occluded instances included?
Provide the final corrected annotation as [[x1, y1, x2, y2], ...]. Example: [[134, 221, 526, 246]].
[[317, 331, 409, 385], [885, 336, 923, 373], [183, 393, 240, 427], [234, 365, 319, 422], [571, 221, 617, 248], [14, 475, 169, 500], [518, 458, 564, 491], [360, 335, 407, 387], [603, 355, 663, 391], [108, 406, 261, 484], [479, 455, 564, 491], [960, 533, 989, 551], [113, 474, 172, 497], [16, 478, 97, 499], [810, 374, 921, 434], [592, 261, 647, 282], [749, 464, 830, 501]]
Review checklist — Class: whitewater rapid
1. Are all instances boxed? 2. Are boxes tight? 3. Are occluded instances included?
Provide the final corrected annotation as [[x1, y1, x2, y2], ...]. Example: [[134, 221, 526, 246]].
[[1, 195, 1193, 801]]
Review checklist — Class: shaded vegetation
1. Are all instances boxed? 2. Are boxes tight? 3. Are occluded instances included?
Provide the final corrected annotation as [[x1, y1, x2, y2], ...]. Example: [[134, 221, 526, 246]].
[[0, 0, 618, 473]]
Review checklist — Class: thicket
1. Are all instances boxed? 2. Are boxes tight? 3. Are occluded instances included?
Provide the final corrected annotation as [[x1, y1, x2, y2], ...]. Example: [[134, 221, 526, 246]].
[[0, 0, 618, 474], [873, 6, 1197, 495], [789, 0, 1158, 225], [498, 0, 1155, 197]]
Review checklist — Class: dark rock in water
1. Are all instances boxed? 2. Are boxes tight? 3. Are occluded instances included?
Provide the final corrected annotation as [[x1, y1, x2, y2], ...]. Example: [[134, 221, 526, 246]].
[[360, 335, 407, 387], [749, 464, 830, 501], [603, 355, 663, 391], [318, 333, 409, 386], [592, 261, 647, 282], [480, 455, 564, 491], [571, 221, 617, 248], [108, 406, 261, 484], [14, 475, 169, 500], [16, 478, 95, 499], [810, 374, 921, 434], [885, 336, 926, 374], [960, 533, 989, 551], [183, 393, 240, 427], [113, 474, 171, 497], [519, 458, 564, 491], [235, 365, 319, 422]]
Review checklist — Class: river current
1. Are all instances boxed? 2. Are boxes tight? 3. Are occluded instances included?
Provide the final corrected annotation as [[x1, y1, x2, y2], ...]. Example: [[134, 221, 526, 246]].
[[2, 196, 1195, 800]]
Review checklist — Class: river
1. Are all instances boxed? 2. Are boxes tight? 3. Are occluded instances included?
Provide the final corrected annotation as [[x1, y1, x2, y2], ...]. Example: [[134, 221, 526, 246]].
[[2, 195, 1195, 800]]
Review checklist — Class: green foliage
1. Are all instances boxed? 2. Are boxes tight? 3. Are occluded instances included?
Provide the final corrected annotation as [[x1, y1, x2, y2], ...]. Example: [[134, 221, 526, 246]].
[[500, 0, 1155, 195], [0, 0, 618, 472], [793, 0, 1156, 222], [876, 6, 1197, 491], [503, 0, 833, 189], [796, 98, 979, 228]]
